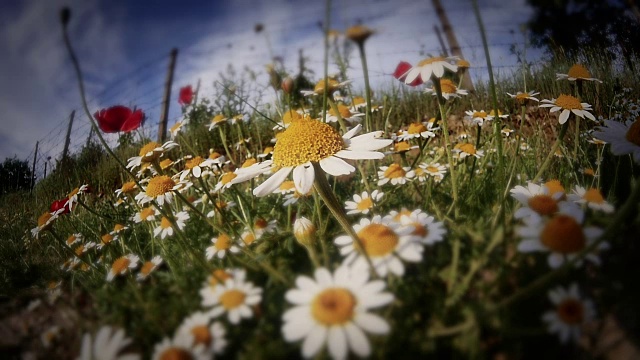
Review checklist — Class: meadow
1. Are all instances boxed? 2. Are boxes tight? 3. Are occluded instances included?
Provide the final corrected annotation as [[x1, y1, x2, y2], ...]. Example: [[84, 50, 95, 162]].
[[1, 15, 640, 360]]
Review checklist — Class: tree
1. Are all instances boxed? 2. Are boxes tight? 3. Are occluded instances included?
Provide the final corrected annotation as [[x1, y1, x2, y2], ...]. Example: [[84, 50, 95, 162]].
[[0, 157, 32, 196], [527, 0, 640, 66]]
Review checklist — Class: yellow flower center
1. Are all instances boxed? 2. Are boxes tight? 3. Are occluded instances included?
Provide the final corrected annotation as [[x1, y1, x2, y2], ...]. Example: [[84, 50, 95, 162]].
[[243, 232, 256, 245], [113, 224, 125, 232], [455, 143, 477, 155], [159, 347, 193, 360], [328, 104, 353, 118], [438, 79, 457, 94], [209, 269, 231, 286], [140, 207, 155, 220], [515, 93, 529, 102], [215, 200, 228, 209], [394, 142, 411, 152], [527, 195, 559, 216], [408, 122, 427, 134], [417, 56, 446, 66], [216, 234, 231, 250], [426, 166, 440, 174], [583, 168, 595, 176], [242, 158, 257, 168], [272, 119, 344, 167], [146, 176, 175, 197], [345, 24, 374, 43], [311, 288, 356, 325], [170, 121, 182, 133], [540, 215, 586, 254], [356, 197, 373, 211], [352, 96, 365, 106], [120, 181, 136, 194], [555, 94, 583, 110], [139, 141, 161, 159], [111, 257, 131, 274], [489, 109, 503, 117], [140, 261, 155, 276], [383, 163, 406, 179], [557, 298, 584, 324], [279, 181, 295, 192], [160, 217, 172, 229], [567, 64, 591, 79], [220, 172, 237, 185], [191, 325, 212, 347], [625, 118, 640, 146], [282, 110, 303, 125], [68, 187, 79, 198], [160, 159, 173, 169], [67, 235, 77, 245], [211, 114, 226, 124], [457, 59, 470, 68], [583, 188, 605, 204], [219, 289, 246, 310], [101, 234, 113, 245], [209, 152, 222, 160], [356, 223, 399, 257], [254, 218, 268, 229], [185, 156, 204, 169], [313, 78, 340, 94], [473, 111, 488, 118], [544, 180, 566, 199], [75, 245, 85, 256]]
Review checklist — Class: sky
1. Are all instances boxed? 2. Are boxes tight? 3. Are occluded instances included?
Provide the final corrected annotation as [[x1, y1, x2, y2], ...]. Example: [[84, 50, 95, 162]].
[[0, 0, 541, 176]]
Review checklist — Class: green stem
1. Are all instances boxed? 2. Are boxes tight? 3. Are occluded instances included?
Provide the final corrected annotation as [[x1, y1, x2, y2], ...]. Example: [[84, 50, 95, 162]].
[[357, 43, 373, 132], [533, 121, 570, 182], [433, 80, 459, 218]]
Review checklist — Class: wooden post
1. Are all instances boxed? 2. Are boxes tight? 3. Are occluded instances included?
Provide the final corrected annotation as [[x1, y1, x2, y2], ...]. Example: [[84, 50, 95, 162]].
[[62, 110, 75, 160], [432, 0, 475, 92], [158, 48, 178, 143], [434, 25, 449, 56], [30, 141, 38, 191]]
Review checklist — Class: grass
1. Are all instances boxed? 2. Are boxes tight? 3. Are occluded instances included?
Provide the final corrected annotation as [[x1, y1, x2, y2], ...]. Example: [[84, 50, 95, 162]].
[[2, 32, 640, 359]]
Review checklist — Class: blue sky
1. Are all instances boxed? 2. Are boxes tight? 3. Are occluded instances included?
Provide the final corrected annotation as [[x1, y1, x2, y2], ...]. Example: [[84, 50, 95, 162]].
[[0, 0, 540, 171]]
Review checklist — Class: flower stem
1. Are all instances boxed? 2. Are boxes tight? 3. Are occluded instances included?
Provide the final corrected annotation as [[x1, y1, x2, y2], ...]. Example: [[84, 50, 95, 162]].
[[433, 80, 459, 218], [533, 121, 570, 182], [356, 43, 373, 133]]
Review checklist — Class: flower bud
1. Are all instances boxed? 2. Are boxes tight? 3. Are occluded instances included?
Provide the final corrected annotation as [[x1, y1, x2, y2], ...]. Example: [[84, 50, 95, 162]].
[[294, 217, 316, 247], [281, 77, 294, 94]]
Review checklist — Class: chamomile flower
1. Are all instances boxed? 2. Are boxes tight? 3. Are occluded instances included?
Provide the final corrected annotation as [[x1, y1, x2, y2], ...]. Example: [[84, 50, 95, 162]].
[[420, 162, 447, 181], [106, 254, 140, 282], [77, 326, 140, 360], [253, 121, 391, 197], [377, 163, 415, 186], [252, 218, 277, 238], [282, 266, 393, 359], [556, 64, 602, 83], [345, 190, 384, 215], [334, 215, 422, 277], [154, 211, 189, 239], [132, 206, 158, 222], [31, 211, 59, 238], [425, 78, 468, 100], [489, 109, 509, 119], [464, 110, 494, 126], [453, 143, 484, 159], [66, 233, 82, 246], [517, 205, 606, 268], [301, 78, 351, 97], [126, 141, 179, 170], [202, 275, 262, 324], [326, 104, 364, 124], [400, 56, 459, 84], [136, 256, 163, 281], [510, 182, 567, 221], [387, 209, 447, 245], [207, 114, 228, 131], [542, 284, 596, 344], [507, 90, 540, 104], [169, 120, 185, 138], [593, 118, 640, 164], [540, 95, 596, 124], [568, 186, 614, 213], [206, 233, 240, 260], [97, 233, 118, 250], [176, 312, 228, 356], [115, 181, 137, 198], [179, 156, 212, 181], [134, 175, 177, 205], [395, 122, 437, 141], [67, 184, 89, 209], [152, 333, 207, 360]]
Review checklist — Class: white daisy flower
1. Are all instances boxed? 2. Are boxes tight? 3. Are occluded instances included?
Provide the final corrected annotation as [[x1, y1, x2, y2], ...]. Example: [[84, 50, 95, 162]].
[[453, 143, 484, 159], [419, 162, 447, 181], [345, 190, 383, 215], [567, 186, 614, 213], [152, 332, 207, 360], [540, 95, 596, 124], [176, 312, 228, 356], [334, 215, 422, 277], [132, 206, 158, 223], [425, 78, 468, 100], [464, 110, 495, 126], [301, 78, 351, 97], [207, 114, 228, 131], [593, 118, 640, 164], [253, 121, 391, 197], [66, 233, 82, 246], [542, 283, 596, 344], [510, 182, 568, 221], [400, 56, 459, 84], [507, 90, 540, 104], [377, 163, 415, 186], [395, 122, 437, 141], [67, 184, 89, 209], [134, 175, 178, 205], [136, 255, 163, 281], [106, 254, 140, 282], [31, 211, 59, 238], [282, 266, 393, 359], [326, 104, 364, 124], [386, 209, 447, 245], [556, 64, 602, 83], [206, 233, 241, 260], [126, 140, 179, 170], [202, 275, 262, 324], [153, 211, 189, 239], [77, 325, 140, 360]]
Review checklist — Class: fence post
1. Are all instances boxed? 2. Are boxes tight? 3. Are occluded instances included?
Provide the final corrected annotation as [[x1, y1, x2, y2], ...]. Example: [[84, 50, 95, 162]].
[[30, 141, 38, 192], [432, 0, 475, 92], [158, 48, 178, 143], [62, 110, 75, 160]]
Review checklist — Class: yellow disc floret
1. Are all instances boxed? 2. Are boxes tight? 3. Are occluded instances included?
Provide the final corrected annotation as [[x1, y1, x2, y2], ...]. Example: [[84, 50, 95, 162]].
[[439, 79, 457, 94], [146, 176, 175, 197], [418, 56, 446, 66], [555, 94, 583, 110], [185, 156, 204, 169], [220, 289, 246, 310], [311, 288, 356, 325], [540, 215, 586, 254], [567, 64, 591, 79], [272, 119, 344, 167], [357, 223, 399, 256]]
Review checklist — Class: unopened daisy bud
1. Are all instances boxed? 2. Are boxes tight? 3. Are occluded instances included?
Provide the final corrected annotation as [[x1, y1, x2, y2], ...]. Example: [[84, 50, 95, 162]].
[[294, 217, 316, 247], [281, 77, 294, 94], [345, 24, 374, 45]]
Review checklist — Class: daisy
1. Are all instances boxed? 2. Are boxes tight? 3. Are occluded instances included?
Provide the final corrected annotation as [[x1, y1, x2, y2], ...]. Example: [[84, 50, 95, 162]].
[[542, 284, 596, 343], [111, 223, 128, 235], [253, 217, 277, 238], [400, 56, 459, 84], [134, 175, 178, 205], [420, 162, 447, 181], [345, 190, 383, 215], [77, 325, 140, 360], [326, 104, 364, 124], [202, 274, 262, 324], [132, 206, 158, 223], [253, 121, 391, 197], [66, 233, 82, 246], [540, 95, 596, 124], [395, 122, 437, 141], [169, 120, 185, 138], [387, 209, 447, 245], [179, 156, 212, 181], [350, 96, 367, 111], [293, 217, 317, 246], [301, 78, 351, 97], [206, 233, 240, 260], [207, 114, 228, 131], [593, 118, 640, 164], [425, 78, 468, 100], [115, 181, 137, 198], [464, 110, 494, 126], [136, 255, 163, 281], [517, 205, 607, 268], [377, 163, 415, 186], [453, 143, 484, 159], [97, 233, 117, 250], [282, 266, 393, 359], [152, 333, 207, 360], [176, 312, 228, 356], [106, 254, 140, 282], [67, 184, 89, 209], [507, 90, 540, 104], [126, 140, 179, 170], [556, 64, 602, 83], [510, 182, 567, 221], [501, 128, 514, 137], [154, 211, 189, 239], [334, 215, 422, 276], [568, 186, 614, 213], [31, 211, 59, 238], [386, 141, 419, 155], [543, 179, 567, 199], [489, 109, 509, 119]]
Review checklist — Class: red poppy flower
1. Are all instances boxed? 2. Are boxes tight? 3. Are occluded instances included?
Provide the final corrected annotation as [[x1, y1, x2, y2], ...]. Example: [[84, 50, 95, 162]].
[[178, 85, 194, 106], [93, 106, 145, 133], [393, 61, 423, 87], [50, 198, 70, 215]]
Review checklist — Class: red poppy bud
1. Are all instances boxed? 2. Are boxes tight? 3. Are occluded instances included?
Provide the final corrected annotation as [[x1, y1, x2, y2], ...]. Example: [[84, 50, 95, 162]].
[[93, 106, 145, 133], [178, 85, 194, 106]]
